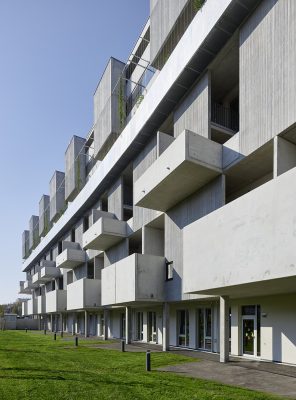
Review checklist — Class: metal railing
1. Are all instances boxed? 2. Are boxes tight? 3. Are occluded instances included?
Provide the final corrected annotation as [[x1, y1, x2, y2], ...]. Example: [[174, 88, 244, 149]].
[[211, 102, 239, 132]]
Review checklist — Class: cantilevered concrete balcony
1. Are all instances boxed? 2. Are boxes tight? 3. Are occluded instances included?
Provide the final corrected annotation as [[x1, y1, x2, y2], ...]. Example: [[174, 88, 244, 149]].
[[134, 130, 222, 212], [27, 298, 37, 315], [40, 263, 60, 282], [82, 216, 127, 251], [24, 278, 38, 291], [67, 278, 101, 310], [183, 166, 296, 298], [102, 253, 165, 306], [46, 290, 67, 313], [19, 281, 31, 294], [56, 248, 86, 269], [37, 295, 46, 314]]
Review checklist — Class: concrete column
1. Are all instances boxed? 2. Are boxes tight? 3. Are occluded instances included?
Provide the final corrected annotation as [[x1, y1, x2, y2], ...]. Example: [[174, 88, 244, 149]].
[[60, 313, 63, 332], [220, 296, 230, 363], [85, 311, 88, 338], [38, 315, 41, 330], [103, 309, 109, 340], [72, 314, 75, 335], [50, 314, 53, 332], [162, 302, 170, 351], [125, 307, 132, 345]]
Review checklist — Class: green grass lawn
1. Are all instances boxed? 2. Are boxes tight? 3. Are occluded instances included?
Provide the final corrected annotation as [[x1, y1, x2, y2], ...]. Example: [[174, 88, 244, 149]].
[[0, 330, 283, 400]]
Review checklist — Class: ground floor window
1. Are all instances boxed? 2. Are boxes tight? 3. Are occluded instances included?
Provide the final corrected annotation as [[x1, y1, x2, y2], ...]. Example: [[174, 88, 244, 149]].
[[120, 312, 126, 339], [177, 310, 189, 347], [136, 312, 143, 341], [242, 304, 261, 357], [197, 308, 212, 350], [99, 313, 104, 336], [148, 311, 157, 342]]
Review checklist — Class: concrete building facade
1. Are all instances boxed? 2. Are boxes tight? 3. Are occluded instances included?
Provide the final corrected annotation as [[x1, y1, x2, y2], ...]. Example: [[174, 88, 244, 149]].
[[19, 0, 296, 365]]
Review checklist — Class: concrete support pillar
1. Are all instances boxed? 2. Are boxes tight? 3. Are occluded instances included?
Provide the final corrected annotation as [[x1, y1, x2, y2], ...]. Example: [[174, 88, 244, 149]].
[[162, 302, 170, 351], [103, 309, 109, 340], [72, 314, 75, 335], [60, 313, 63, 332], [38, 316, 41, 330], [220, 296, 230, 363], [85, 311, 88, 338], [125, 307, 132, 345], [50, 314, 53, 332]]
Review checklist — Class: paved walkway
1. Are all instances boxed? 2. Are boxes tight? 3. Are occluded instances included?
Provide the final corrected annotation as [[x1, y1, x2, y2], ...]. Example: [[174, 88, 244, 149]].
[[95, 341, 296, 398]]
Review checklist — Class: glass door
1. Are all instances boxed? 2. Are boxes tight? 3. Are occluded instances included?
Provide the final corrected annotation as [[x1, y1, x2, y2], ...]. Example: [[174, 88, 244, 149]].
[[136, 312, 144, 341], [177, 310, 189, 347], [197, 308, 212, 350], [148, 312, 156, 342], [242, 317, 255, 355]]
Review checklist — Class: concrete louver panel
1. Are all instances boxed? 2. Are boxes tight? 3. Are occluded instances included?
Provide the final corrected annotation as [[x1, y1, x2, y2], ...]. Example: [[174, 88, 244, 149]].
[[49, 171, 65, 223], [65, 135, 86, 202], [39, 194, 51, 237], [67, 278, 101, 310], [93, 57, 125, 161], [22, 230, 30, 259], [82, 215, 127, 251], [29, 215, 39, 250], [134, 130, 222, 212], [101, 253, 165, 306]]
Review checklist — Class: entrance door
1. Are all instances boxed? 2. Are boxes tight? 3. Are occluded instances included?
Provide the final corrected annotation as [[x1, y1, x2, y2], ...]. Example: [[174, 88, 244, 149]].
[[148, 312, 156, 342], [136, 312, 144, 341], [197, 308, 212, 350], [242, 317, 255, 356]]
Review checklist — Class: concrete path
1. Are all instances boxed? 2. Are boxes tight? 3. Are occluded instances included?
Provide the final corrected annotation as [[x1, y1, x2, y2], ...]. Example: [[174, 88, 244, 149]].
[[159, 357, 296, 399]]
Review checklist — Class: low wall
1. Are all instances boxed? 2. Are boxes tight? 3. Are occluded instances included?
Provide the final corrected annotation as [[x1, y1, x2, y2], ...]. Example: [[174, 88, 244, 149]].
[[0, 318, 39, 330]]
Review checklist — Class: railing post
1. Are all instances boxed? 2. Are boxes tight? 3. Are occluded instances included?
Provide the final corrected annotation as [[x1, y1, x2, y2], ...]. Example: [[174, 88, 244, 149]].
[[146, 350, 151, 372]]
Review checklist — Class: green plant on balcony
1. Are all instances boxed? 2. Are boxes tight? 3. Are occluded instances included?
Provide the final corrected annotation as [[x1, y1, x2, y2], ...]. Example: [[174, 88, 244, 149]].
[[43, 211, 50, 236], [193, 0, 206, 12], [136, 94, 144, 108], [75, 158, 83, 194], [118, 77, 126, 129]]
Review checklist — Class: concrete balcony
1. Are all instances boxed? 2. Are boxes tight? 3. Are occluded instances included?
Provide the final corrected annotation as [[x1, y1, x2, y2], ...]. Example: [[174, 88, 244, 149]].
[[40, 265, 60, 282], [27, 298, 37, 315], [134, 130, 222, 212], [24, 278, 38, 290], [56, 248, 86, 269], [102, 253, 165, 306], [37, 295, 46, 314], [67, 278, 101, 311], [183, 166, 296, 297], [19, 281, 31, 294], [32, 271, 43, 285], [46, 290, 67, 313], [22, 301, 28, 316], [82, 216, 127, 251]]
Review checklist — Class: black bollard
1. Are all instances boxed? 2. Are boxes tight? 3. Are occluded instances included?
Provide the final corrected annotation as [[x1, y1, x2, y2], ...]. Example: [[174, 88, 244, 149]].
[[75, 336, 78, 347], [44, 329, 46, 335], [61, 331, 63, 338], [25, 328, 27, 333], [54, 332, 56, 341], [121, 340, 125, 352], [146, 350, 151, 372]]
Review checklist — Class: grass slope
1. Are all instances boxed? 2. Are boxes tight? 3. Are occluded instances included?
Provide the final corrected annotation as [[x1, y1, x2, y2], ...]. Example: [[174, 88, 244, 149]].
[[0, 331, 283, 400]]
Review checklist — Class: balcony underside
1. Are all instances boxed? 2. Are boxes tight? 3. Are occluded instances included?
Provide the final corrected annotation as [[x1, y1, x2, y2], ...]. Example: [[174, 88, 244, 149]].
[[56, 249, 86, 269]]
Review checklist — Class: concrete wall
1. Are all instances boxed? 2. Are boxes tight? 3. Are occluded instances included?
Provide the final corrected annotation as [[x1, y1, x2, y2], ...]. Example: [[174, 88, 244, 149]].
[[50, 171, 65, 222], [39, 195, 50, 237], [150, 0, 188, 65], [65, 136, 86, 202], [239, 0, 296, 155], [22, 230, 30, 259], [174, 72, 210, 138], [94, 58, 125, 160], [183, 166, 296, 294], [108, 177, 123, 220], [165, 175, 225, 301], [29, 215, 39, 250]]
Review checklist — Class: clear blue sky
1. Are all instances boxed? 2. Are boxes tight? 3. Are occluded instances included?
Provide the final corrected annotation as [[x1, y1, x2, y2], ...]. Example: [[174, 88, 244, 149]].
[[0, 0, 149, 304]]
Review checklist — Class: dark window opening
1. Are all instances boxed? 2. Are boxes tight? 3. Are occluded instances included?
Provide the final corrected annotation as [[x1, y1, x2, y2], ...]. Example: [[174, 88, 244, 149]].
[[165, 261, 174, 281]]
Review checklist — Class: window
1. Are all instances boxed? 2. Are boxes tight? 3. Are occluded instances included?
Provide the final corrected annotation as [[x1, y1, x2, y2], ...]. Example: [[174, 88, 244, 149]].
[[177, 310, 189, 347], [52, 280, 55, 291], [166, 261, 173, 281], [58, 241, 63, 255], [83, 216, 89, 232], [87, 261, 94, 279], [58, 276, 63, 290], [71, 229, 75, 242], [50, 249, 53, 261]]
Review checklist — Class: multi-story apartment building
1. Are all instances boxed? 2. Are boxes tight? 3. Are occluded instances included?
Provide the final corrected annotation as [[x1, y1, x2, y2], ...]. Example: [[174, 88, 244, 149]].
[[19, 0, 296, 365]]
